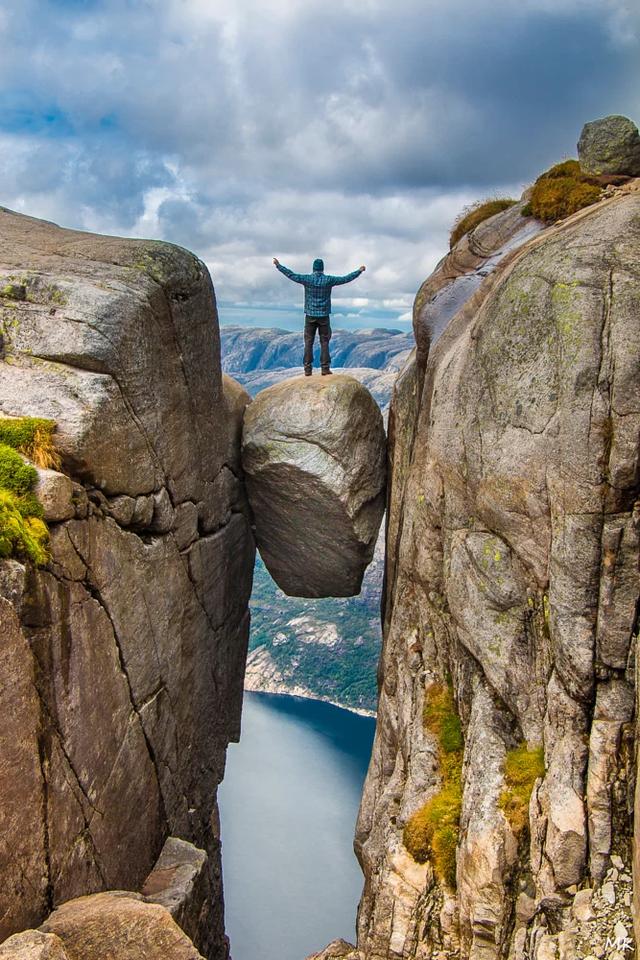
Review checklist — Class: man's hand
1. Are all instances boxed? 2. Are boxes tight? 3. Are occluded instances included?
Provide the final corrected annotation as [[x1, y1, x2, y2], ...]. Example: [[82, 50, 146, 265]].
[[360, 265, 366, 272], [273, 258, 280, 266]]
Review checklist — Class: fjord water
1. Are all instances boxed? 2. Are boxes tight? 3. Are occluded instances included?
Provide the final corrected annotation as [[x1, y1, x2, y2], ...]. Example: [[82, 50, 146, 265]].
[[219, 692, 376, 960]]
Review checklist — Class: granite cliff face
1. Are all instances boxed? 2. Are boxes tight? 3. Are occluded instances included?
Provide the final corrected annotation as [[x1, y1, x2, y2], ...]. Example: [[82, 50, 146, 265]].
[[313, 180, 640, 960], [0, 208, 255, 958]]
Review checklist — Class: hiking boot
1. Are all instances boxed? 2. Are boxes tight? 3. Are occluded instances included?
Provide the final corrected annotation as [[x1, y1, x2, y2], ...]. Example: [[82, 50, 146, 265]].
[[304, 369, 312, 377], [321, 369, 333, 376]]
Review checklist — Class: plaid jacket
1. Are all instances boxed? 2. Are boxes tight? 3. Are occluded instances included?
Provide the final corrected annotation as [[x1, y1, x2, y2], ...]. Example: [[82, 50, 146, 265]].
[[276, 262, 363, 317]]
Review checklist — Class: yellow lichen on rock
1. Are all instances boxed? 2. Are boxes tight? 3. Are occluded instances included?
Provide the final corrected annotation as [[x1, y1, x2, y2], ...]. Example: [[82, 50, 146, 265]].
[[403, 684, 464, 889]]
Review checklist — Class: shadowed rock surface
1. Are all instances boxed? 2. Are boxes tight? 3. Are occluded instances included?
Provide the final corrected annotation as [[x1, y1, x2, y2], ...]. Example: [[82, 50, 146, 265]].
[[242, 375, 386, 598], [312, 179, 640, 960], [0, 208, 255, 958], [578, 115, 640, 176]]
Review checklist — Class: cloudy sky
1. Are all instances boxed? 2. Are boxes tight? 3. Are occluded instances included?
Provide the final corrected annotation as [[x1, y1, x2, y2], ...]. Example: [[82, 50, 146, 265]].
[[1, 0, 639, 329]]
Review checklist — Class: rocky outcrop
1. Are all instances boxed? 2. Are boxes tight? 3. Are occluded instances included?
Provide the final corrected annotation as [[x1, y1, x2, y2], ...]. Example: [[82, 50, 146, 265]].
[[334, 181, 640, 960], [242, 375, 386, 598], [40, 892, 204, 959], [0, 208, 255, 958], [0, 838, 214, 960], [0, 931, 70, 959], [0, 895, 205, 960], [578, 115, 640, 177], [142, 837, 212, 954], [307, 941, 360, 960], [412, 197, 543, 364]]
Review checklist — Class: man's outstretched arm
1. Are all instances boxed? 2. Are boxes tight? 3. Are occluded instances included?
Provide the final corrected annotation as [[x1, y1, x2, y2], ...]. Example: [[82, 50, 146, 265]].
[[328, 265, 366, 286], [273, 258, 306, 283]]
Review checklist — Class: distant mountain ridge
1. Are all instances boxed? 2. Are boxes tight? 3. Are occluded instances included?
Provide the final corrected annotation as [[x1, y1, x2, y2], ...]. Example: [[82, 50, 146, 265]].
[[220, 325, 413, 374]]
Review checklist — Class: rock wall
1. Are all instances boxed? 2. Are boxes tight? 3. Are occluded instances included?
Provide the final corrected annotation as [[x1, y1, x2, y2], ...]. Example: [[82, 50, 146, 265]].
[[352, 183, 640, 959], [0, 208, 255, 958]]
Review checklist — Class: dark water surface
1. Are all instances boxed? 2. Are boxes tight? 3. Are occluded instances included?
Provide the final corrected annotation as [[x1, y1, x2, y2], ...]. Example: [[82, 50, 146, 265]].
[[219, 692, 376, 960]]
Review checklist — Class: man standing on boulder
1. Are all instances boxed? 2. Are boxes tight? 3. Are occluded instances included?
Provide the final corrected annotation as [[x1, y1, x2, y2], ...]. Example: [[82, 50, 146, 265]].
[[273, 257, 365, 376]]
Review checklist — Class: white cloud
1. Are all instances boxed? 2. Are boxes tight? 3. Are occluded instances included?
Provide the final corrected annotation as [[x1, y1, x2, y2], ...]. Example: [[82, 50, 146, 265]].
[[0, 0, 637, 327]]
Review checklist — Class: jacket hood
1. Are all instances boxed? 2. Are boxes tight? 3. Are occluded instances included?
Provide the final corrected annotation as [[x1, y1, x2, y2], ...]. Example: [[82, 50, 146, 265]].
[[312, 258, 324, 272]]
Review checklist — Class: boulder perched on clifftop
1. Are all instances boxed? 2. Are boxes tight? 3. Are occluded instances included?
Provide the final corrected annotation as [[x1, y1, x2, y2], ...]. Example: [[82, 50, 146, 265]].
[[242, 375, 386, 597], [578, 115, 640, 176]]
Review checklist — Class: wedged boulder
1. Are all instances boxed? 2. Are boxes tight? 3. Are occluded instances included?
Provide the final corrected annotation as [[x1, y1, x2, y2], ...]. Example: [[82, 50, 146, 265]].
[[40, 892, 204, 959], [242, 374, 386, 597], [578, 115, 640, 176]]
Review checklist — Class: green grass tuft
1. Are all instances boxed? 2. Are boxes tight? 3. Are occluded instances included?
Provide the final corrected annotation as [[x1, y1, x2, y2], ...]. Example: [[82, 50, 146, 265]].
[[450, 198, 518, 249], [403, 683, 464, 889], [0, 416, 60, 469], [523, 159, 602, 223], [499, 744, 545, 836]]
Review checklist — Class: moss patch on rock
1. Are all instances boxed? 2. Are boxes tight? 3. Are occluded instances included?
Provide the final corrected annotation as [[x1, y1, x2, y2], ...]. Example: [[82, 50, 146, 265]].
[[423, 682, 464, 755], [403, 683, 463, 889], [450, 198, 518, 249], [499, 743, 545, 836], [0, 282, 27, 301], [0, 443, 39, 496], [0, 416, 60, 469], [0, 489, 49, 565], [523, 160, 602, 223]]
